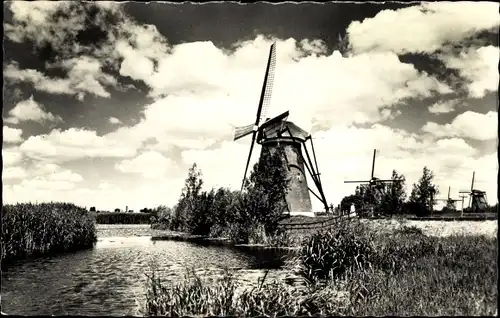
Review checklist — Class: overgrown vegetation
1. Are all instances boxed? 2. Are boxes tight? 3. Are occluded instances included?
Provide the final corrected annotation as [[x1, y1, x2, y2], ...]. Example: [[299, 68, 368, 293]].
[[145, 219, 497, 316], [1, 202, 97, 263], [152, 147, 291, 245]]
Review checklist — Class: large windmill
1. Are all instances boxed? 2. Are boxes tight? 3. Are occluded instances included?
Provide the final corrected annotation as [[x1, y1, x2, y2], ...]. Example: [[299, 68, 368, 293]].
[[233, 43, 329, 214], [459, 172, 488, 213], [344, 149, 402, 216], [435, 186, 462, 211]]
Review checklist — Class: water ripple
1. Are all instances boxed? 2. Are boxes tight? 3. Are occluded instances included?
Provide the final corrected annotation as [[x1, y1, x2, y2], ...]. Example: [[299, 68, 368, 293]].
[[1, 225, 293, 316]]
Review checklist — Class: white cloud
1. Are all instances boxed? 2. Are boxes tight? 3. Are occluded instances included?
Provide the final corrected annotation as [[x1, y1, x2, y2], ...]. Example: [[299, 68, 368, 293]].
[[4, 96, 62, 124], [19, 128, 137, 162], [106, 36, 451, 153], [2, 166, 28, 180], [422, 111, 498, 141], [109, 117, 122, 124], [440, 46, 499, 98], [3, 147, 23, 167], [3, 178, 185, 213], [3, 126, 24, 143], [347, 2, 500, 54], [428, 99, 459, 114], [115, 151, 177, 179], [4, 59, 116, 100]]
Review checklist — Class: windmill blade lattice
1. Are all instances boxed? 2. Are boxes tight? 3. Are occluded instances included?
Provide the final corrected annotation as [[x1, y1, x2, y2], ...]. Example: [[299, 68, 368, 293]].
[[258, 43, 276, 124], [239, 42, 277, 191]]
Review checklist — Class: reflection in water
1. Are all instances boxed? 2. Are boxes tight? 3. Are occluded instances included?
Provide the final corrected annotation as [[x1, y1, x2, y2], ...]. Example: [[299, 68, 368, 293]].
[[1, 225, 293, 316]]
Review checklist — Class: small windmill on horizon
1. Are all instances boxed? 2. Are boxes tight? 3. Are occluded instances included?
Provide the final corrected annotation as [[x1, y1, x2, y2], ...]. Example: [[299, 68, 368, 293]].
[[459, 172, 489, 213], [344, 149, 403, 216], [232, 43, 330, 215], [435, 186, 462, 212]]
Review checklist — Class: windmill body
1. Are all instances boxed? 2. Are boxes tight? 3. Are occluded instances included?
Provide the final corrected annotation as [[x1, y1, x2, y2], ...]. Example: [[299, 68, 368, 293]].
[[258, 120, 313, 213], [233, 43, 329, 216]]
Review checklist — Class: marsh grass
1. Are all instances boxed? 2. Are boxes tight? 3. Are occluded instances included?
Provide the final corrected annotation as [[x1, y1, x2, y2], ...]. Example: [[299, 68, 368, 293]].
[[144, 218, 497, 316], [1, 202, 97, 263]]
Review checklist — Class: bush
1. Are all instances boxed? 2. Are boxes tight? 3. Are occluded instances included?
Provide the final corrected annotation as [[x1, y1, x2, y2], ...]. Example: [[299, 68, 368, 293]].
[[1, 202, 97, 263]]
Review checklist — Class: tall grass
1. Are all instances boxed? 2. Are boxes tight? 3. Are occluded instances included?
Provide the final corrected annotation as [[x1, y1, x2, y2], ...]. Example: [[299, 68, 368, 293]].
[[1, 202, 97, 263], [144, 219, 497, 316]]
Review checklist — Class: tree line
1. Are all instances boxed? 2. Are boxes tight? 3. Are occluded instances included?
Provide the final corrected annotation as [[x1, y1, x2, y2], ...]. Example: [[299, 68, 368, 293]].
[[152, 147, 291, 243], [340, 166, 495, 217]]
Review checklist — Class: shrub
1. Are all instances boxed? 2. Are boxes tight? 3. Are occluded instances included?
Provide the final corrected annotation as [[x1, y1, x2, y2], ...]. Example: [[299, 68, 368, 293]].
[[1, 202, 97, 263]]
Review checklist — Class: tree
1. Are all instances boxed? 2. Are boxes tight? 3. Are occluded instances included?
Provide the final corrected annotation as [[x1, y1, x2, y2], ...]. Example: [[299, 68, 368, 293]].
[[380, 170, 407, 216], [244, 146, 290, 235], [172, 163, 204, 231], [114, 208, 120, 212], [409, 166, 439, 216], [187, 189, 216, 236], [89, 206, 96, 212], [340, 194, 362, 214]]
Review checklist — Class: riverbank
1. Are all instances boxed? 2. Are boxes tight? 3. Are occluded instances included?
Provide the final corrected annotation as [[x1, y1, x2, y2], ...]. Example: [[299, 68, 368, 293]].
[[144, 220, 498, 316], [150, 217, 498, 251], [1, 203, 98, 264]]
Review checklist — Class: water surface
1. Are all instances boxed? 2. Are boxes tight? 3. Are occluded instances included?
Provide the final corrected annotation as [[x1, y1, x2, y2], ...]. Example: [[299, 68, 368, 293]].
[[1, 225, 294, 316]]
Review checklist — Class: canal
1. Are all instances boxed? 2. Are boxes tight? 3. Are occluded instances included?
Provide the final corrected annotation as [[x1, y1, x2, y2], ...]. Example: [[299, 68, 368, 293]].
[[1, 224, 294, 316]]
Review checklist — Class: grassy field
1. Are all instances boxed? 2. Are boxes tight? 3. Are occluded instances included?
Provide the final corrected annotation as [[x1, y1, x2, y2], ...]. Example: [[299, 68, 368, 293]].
[[143, 218, 497, 316], [1, 203, 98, 263]]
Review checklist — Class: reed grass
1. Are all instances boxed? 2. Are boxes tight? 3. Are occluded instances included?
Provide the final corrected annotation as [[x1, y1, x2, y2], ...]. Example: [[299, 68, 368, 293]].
[[1, 202, 97, 263], [144, 219, 497, 316]]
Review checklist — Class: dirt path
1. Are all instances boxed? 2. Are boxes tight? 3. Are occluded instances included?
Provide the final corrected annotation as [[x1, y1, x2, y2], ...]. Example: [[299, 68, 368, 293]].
[[360, 219, 498, 237]]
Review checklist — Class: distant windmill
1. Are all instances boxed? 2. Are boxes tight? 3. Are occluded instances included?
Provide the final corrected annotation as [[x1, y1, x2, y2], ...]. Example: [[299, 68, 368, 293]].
[[459, 172, 488, 213], [435, 186, 462, 211], [233, 43, 329, 214], [344, 149, 402, 215]]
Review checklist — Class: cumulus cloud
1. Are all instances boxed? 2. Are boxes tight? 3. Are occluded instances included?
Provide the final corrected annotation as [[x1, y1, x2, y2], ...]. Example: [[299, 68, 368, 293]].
[[3, 147, 23, 167], [4, 96, 62, 124], [19, 128, 137, 162], [439, 46, 500, 98], [428, 99, 459, 114], [422, 111, 498, 141], [3, 126, 24, 143], [105, 36, 451, 153], [4, 59, 117, 100], [115, 151, 177, 179], [347, 2, 500, 55], [2, 166, 28, 180]]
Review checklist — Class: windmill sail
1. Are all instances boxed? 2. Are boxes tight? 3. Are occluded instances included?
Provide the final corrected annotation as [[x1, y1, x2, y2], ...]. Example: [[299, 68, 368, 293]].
[[240, 42, 277, 191], [233, 124, 256, 141]]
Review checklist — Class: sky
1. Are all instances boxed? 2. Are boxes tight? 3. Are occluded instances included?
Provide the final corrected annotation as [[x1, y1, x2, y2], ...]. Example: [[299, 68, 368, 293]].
[[2, 1, 498, 212]]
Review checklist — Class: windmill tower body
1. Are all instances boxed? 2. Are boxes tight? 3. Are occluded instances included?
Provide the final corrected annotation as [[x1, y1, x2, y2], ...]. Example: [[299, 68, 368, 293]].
[[259, 121, 312, 213]]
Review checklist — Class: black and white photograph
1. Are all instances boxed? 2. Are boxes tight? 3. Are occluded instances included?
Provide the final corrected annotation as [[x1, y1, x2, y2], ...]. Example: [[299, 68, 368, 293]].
[[1, 1, 498, 316]]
